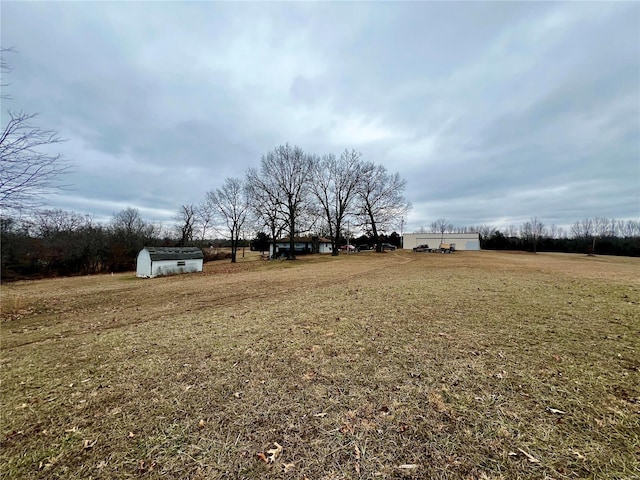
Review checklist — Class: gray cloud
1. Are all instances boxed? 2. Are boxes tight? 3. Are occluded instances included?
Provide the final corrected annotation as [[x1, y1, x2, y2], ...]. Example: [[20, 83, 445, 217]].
[[2, 1, 638, 232]]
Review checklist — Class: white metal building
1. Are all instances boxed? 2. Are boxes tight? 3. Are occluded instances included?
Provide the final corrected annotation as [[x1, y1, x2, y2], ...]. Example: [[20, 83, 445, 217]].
[[136, 247, 204, 278], [403, 233, 481, 251]]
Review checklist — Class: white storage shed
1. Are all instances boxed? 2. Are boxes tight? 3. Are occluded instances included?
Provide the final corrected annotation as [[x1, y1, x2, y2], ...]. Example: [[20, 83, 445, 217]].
[[403, 233, 481, 251], [136, 247, 204, 278]]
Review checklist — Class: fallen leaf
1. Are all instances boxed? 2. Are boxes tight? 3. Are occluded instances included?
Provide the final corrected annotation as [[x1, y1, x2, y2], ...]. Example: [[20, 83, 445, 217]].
[[517, 448, 540, 463], [354, 462, 361, 474], [313, 412, 327, 417], [398, 464, 419, 469], [508, 451, 518, 457], [256, 452, 269, 463], [83, 439, 97, 450], [282, 462, 295, 473], [547, 407, 566, 415], [138, 460, 156, 472], [572, 450, 586, 460], [354, 444, 361, 460], [266, 442, 283, 463], [233, 392, 242, 399], [198, 419, 206, 428], [128, 431, 136, 438]]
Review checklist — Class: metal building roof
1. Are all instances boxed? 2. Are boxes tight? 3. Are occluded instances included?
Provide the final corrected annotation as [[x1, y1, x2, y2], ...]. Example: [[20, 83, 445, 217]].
[[143, 247, 204, 261]]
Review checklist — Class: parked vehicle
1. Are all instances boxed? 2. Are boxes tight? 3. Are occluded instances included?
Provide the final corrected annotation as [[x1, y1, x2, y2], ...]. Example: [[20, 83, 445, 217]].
[[358, 244, 372, 251], [439, 243, 456, 253], [340, 244, 357, 251], [381, 243, 397, 251], [413, 244, 432, 252]]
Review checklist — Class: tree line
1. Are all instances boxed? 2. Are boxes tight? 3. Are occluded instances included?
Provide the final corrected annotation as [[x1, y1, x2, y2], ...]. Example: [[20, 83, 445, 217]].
[[1, 144, 411, 280], [194, 144, 411, 262], [417, 216, 640, 256]]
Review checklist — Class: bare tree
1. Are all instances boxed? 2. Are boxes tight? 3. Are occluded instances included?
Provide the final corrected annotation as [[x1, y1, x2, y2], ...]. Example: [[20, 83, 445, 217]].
[[109, 207, 156, 270], [1, 50, 71, 213], [477, 224, 497, 241], [112, 207, 152, 239], [175, 204, 197, 246], [571, 218, 593, 239], [594, 217, 611, 238], [310, 149, 363, 255], [206, 177, 250, 263], [195, 200, 213, 242], [431, 218, 453, 243], [529, 217, 544, 253], [0, 111, 71, 213], [621, 219, 640, 238], [356, 162, 410, 252], [246, 166, 287, 258], [254, 144, 312, 259]]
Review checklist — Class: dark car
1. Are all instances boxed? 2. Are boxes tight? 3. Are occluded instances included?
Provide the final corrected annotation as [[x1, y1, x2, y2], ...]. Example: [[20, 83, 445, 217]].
[[381, 243, 397, 251], [413, 244, 431, 252]]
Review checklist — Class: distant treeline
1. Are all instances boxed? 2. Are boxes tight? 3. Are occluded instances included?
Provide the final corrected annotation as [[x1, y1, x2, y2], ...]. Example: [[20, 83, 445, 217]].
[[0, 208, 404, 282], [2, 211, 638, 282], [481, 231, 640, 256], [0, 208, 234, 282]]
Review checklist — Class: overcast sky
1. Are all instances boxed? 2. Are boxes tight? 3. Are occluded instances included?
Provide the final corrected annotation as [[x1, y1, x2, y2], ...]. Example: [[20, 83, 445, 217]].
[[2, 1, 639, 233]]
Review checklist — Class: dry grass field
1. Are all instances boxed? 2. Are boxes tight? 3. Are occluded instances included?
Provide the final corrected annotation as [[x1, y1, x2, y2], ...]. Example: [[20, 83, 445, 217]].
[[1, 250, 639, 479]]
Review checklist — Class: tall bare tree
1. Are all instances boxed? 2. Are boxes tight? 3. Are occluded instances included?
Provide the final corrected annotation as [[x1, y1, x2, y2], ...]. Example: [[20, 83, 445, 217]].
[[571, 218, 593, 239], [206, 177, 250, 263], [254, 144, 312, 259], [477, 224, 497, 241], [246, 166, 287, 258], [310, 149, 363, 255], [175, 204, 197, 246], [195, 200, 213, 242], [110, 207, 156, 270], [1, 49, 71, 213], [431, 218, 453, 243], [530, 217, 544, 253], [356, 162, 410, 252]]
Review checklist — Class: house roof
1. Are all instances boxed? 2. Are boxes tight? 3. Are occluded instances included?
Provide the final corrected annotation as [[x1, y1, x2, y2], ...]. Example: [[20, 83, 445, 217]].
[[143, 247, 204, 261], [277, 236, 332, 243]]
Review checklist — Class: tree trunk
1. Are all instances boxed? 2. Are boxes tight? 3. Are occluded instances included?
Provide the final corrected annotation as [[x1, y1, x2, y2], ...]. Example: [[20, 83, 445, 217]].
[[288, 211, 296, 260], [230, 231, 237, 263], [333, 220, 340, 256], [270, 225, 277, 259]]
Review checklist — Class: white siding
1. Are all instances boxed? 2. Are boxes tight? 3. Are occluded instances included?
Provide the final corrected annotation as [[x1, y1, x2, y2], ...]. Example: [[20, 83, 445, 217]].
[[136, 248, 204, 278], [136, 249, 152, 277], [151, 259, 203, 277], [319, 243, 333, 254]]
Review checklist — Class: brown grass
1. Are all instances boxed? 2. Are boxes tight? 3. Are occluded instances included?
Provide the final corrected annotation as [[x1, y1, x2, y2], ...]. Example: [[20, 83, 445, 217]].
[[1, 250, 639, 479]]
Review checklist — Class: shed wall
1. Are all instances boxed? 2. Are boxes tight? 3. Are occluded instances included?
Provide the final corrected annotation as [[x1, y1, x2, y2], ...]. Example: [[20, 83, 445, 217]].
[[151, 259, 203, 277], [136, 250, 152, 277]]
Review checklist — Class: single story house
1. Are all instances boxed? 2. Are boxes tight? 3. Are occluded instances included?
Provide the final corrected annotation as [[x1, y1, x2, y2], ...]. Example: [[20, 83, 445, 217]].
[[403, 233, 481, 251], [136, 247, 204, 278], [269, 236, 333, 257]]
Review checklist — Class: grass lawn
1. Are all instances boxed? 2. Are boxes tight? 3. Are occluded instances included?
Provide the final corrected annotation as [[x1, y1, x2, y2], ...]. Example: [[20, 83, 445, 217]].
[[1, 250, 639, 479]]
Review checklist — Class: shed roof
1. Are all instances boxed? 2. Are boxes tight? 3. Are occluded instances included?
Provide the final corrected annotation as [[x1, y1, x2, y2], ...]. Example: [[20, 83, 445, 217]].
[[143, 247, 204, 261], [277, 236, 332, 243]]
